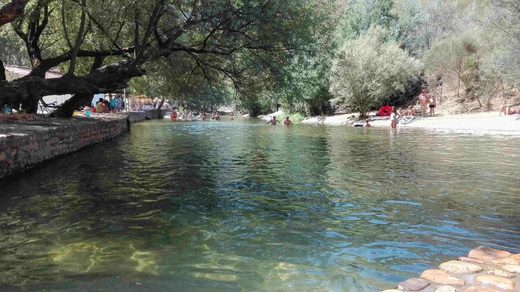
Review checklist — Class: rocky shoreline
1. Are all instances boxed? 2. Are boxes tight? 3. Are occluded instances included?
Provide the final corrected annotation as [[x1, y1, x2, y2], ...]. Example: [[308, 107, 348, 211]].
[[383, 247, 520, 291]]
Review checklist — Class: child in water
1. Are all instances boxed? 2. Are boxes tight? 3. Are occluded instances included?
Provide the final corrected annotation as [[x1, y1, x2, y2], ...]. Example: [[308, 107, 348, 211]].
[[283, 116, 293, 127], [390, 108, 400, 129]]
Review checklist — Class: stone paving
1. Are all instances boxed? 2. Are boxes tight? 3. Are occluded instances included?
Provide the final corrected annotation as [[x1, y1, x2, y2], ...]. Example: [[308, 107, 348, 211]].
[[383, 247, 520, 291]]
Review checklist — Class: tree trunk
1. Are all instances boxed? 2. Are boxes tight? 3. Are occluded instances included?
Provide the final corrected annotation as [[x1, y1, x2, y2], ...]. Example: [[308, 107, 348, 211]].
[[67, 0, 87, 75], [157, 98, 164, 110], [50, 93, 93, 118], [0, 61, 143, 115], [457, 74, 461, 98], [51, 55, 107, 118], [0, 59, 5, 81]]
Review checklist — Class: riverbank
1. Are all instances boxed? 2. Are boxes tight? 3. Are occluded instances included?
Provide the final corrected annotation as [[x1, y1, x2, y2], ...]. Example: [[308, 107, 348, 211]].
[[383, 247, 520, 291], [301, 112, 520, 135], [0, 114, 129, 179]]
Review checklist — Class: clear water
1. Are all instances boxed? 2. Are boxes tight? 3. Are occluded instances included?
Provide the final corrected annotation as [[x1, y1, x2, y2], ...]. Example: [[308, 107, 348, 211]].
[[1, 120, 519, 291]]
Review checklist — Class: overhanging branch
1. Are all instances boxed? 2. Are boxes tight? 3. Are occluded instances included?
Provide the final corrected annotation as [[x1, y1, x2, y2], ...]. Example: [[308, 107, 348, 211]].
[[0, 0, 29, 27]]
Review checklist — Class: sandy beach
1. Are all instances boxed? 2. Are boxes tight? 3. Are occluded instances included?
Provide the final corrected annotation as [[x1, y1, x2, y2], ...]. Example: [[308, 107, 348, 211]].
[[300, 112, 520, 135]]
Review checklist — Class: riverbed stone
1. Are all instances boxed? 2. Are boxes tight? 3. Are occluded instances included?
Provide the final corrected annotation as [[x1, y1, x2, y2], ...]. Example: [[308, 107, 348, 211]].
[[398, 277, 430, 291], [491, 269, 514, 278], [468, 247, 511, 261], [492, 255, 520, 265], [439, 261, 483, 275], [474, 275, 515, 290], [381, 290, 401, 292], [435, 285, 457, 292], [502, 264, 520, 273], [458, 257, 484, 265], [420, 269, 465, 286], [463, 287, 501, 292]]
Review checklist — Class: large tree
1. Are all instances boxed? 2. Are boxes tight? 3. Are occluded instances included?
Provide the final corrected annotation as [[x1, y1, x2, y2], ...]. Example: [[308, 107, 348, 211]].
[[0, 0, 320, 117]]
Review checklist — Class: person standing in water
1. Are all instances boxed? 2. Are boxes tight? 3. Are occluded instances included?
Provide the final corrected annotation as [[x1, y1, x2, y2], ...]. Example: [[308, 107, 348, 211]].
[[283, 116, 293, 127], [266, 116, 280, 126], [390, 108, 400, 129], [170, 107, 178, 121]]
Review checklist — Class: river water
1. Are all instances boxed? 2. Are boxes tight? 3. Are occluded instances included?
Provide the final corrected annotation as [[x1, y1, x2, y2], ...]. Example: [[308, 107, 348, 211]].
[[1, 120, 519, 291]]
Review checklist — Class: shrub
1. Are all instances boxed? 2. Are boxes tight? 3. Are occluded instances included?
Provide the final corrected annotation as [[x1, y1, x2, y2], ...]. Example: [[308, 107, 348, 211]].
[[330, 27, 422, 117]]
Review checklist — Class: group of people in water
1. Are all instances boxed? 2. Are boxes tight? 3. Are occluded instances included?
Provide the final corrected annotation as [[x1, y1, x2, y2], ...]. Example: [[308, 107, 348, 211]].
[[266, 116, 293, 126], [170, 107, 221, 121]]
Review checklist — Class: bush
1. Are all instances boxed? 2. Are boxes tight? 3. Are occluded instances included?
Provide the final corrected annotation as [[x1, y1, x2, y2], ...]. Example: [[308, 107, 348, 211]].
[[330, 27, 422, 117], [304, 87, 335, 116]]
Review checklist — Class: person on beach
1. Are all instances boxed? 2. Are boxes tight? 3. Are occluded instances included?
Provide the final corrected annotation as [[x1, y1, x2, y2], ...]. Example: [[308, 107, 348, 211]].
[[266, 116, 280, 126], [499, 105, 519, 116], [96, 98, 106, 113], [390, 108, 400, 129], [103, 99, 111, 113], [429, 95, 436, 116], [364, 119, 371, 127], [406, 105, 415, 117], [401, 105, 416, 124], [83, 105, 92, 117], [170, 107, 178, 121], [283, 116, 293, 127], [109, 98, 117, 112], [418, 89, 430, 117]]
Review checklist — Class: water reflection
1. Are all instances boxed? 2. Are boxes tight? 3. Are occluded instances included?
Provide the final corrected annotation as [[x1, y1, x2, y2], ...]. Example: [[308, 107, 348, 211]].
[[0, 120, 519, 291]]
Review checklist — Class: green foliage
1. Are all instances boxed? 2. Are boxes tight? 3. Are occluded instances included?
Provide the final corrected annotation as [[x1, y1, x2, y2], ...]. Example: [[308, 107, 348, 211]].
[[303, 86, 335, 116], [0, 28, 27, 65], [330, 27, 422, 116], [3, 0, 520, 115], [424, 34, 481, 97], [286, 112, 305, 123], [460, 53, 481, 100]]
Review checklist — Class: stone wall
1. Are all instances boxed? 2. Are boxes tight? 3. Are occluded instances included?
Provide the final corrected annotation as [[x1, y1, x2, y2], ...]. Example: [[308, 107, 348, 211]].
[[0, 114, 129, 178]]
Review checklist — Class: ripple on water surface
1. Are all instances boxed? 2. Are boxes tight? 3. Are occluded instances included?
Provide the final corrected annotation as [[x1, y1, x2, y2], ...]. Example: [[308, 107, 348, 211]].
[[0, 120, 519, 291]]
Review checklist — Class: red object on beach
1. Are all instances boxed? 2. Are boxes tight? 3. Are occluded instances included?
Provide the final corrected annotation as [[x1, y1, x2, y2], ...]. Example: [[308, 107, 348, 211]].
[[378, 106, 393, 116]]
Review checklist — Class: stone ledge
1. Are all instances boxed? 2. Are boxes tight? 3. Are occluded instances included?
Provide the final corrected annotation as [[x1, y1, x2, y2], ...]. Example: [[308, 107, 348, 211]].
[[0, 114, 130, 179], [383, 247, 520, 292]]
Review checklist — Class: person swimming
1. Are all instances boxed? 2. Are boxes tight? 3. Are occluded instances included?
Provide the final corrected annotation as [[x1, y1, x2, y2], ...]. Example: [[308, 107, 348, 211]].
[[266, 116, 280, 126], [283, 116, 293, 127]]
